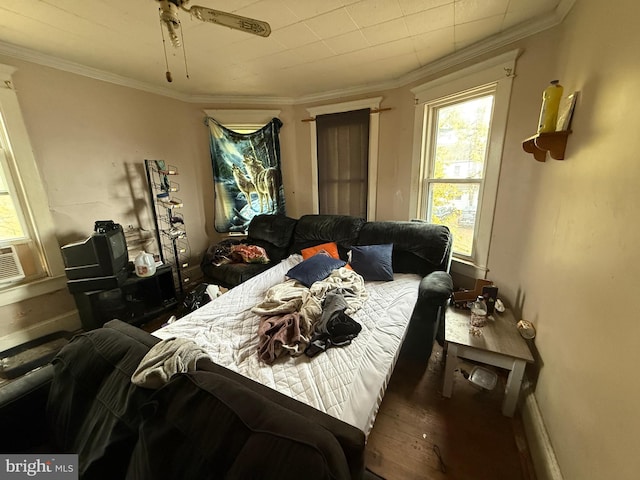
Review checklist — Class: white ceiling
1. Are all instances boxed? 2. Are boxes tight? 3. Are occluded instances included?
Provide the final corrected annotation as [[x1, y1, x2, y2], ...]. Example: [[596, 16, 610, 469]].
[[0, 0, 573, 103]]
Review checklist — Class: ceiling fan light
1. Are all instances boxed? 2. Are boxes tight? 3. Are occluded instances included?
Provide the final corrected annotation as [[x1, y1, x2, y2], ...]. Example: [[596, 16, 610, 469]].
[[159, 1, 182, 48], [159, 0, 180, 24], [165, 21, 181, 48]]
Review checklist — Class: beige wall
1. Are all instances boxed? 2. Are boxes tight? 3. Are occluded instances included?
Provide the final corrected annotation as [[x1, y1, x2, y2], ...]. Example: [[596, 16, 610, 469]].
[[489, 1, 640, 479], [0, 56, 299, 347], [5, 58, 206, 254], [289, 4, 640, 477], [2, 1, 639, 477]]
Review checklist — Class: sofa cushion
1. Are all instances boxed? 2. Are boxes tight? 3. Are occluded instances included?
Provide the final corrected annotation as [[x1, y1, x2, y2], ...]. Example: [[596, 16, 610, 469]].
[[357, 221, 452, 275], [291, 215, 365, 259], [247, 214, 297, 262], [126, 371, 352, 480], [201, 262, 272, 289]]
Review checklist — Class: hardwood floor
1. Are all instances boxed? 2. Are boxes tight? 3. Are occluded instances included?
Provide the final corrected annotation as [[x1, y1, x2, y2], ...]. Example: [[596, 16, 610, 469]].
[[365, 344, 535, 480]]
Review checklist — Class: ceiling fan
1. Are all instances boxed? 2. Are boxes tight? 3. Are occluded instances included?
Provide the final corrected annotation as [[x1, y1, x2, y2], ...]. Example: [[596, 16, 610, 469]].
[[156, 0, 271, 82]]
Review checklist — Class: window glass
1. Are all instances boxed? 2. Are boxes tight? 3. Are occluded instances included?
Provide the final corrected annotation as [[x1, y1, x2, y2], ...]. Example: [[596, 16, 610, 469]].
[[0, 153, 26, 241], [423, 93, 494, 258], [427, 183, 480, 257], [432, 96, 493, 180]]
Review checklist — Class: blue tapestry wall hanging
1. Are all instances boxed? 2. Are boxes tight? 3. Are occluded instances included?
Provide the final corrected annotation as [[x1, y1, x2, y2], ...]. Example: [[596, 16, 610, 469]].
[[206, 117, 286, 233]]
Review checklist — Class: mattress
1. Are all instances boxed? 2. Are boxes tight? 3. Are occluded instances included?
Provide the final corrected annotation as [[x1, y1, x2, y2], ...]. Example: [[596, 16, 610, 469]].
[[154, 254, 420, 436]]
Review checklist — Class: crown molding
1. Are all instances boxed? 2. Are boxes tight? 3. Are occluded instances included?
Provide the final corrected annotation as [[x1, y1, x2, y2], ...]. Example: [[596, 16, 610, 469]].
[[191, 93, 294, 106], [395, 0, 576, 90], [263, 0, 576, 104], [306, 97, 383, 116], [0, 0, 575, 106], [556, 0, 577, 19], [0, 40, 295, 106], [410, 49, 520, 101], [0, 40, 193, 102], [0, 63, 17, 83]]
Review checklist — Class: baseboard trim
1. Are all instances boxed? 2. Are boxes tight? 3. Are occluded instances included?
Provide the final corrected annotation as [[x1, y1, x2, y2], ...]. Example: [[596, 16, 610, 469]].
[[521, 384, 564, 480], [0, 310, 81, 352]]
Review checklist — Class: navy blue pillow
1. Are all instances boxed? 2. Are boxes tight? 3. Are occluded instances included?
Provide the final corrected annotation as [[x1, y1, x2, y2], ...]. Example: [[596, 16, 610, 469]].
[[350, 244, 394, 281], [286, 254, 347, 287]]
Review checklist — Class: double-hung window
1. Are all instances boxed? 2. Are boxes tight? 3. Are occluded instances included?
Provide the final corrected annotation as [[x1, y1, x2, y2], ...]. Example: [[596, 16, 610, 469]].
[[411, 51, 517, 276], [0, 63, 66, 302]]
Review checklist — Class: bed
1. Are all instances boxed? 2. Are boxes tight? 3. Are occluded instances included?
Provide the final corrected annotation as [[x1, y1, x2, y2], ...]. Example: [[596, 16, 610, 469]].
[[156, 214, 454, 436]]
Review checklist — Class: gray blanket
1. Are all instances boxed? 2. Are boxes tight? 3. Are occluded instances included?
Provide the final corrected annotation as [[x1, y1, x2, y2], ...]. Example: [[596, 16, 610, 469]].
[[131, 337, 209, 389]]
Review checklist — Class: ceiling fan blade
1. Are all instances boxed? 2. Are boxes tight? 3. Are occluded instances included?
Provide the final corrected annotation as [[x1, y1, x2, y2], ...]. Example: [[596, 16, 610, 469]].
[[188, 6, 271, 37]]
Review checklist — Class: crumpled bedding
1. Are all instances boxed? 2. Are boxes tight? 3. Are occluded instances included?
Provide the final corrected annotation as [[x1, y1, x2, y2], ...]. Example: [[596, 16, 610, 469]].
[[251, 266, 368, 358], [257, 312, 303, 363], [131, 337, 209, 389], [305, 292, 362, 358], [153, 254, 421, 436]]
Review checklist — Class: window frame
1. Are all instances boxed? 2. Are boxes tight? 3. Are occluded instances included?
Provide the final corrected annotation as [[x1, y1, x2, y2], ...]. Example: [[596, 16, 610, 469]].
[[418, 86, 496, 259], [410, 50, 518, 278], [0, 63, 67, 305]]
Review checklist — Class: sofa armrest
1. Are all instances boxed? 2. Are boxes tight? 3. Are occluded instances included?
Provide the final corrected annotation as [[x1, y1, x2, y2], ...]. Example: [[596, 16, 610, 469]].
[[103, 319, 161, 349], [0, 364, 54, 452], [401, 272, 453, 362], [418, 271, 453, 306], [196, 358, 365, 479]]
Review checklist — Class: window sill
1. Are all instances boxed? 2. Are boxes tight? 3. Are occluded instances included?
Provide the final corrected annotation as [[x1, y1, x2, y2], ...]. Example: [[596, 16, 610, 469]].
[[0, 275, 69, 307], [450, 257, 489, 280]]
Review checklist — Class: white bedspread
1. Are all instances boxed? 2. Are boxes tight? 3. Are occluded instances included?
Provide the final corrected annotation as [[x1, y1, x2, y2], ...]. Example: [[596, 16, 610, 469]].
[[154, 254, 421, 436]]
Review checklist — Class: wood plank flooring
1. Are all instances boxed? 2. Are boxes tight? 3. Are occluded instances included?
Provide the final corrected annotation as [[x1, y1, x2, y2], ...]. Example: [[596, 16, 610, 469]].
[[365, 345, 535, 480]]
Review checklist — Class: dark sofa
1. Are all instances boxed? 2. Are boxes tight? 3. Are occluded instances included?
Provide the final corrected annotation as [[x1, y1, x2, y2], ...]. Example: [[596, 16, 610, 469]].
[[202, 214, 454, 359], [0, 320, 366, 479], [0, 215, 453, 479], [202, 214, 453, 289]]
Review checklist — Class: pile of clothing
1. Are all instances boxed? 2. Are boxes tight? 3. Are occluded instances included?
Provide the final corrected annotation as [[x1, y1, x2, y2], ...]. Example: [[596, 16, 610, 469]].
[[252, 267, 368, 364]]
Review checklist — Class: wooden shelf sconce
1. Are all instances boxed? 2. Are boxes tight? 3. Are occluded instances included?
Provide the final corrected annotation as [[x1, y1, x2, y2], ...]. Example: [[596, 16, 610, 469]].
[[522, 131, 571, 162]]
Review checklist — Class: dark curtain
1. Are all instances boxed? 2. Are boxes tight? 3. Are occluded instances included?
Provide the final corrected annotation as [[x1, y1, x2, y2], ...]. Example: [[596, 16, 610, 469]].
[[206, 117, 285, 233], [316, 109, 369, 218]]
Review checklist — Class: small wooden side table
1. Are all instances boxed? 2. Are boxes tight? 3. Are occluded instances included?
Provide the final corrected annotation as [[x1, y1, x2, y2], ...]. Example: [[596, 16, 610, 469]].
[[442, 305, 534, 417]]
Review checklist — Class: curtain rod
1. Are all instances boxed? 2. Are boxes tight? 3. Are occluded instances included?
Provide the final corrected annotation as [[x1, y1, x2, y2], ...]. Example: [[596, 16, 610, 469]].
[[301, 107, 392, 123]]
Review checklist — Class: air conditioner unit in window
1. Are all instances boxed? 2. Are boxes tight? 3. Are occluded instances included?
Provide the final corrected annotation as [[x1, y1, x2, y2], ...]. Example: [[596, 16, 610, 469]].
[[0, 245, 25, 283]]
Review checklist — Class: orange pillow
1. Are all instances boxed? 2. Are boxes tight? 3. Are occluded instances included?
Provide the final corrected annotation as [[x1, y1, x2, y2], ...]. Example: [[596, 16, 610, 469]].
[[301, 242, 340, 260], [301, 242, 353, 270]]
